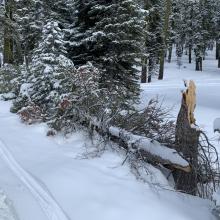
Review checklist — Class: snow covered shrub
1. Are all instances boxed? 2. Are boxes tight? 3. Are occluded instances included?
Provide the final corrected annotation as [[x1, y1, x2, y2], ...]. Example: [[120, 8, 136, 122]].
[[18, 103, 45, 124], [10, 82, 33, 113], [48, 63, 102, 133], [0, 64, 24, 100], [11, 20, 74, 115], [48, 62, 132, 134], [47, 61, 175, 142]]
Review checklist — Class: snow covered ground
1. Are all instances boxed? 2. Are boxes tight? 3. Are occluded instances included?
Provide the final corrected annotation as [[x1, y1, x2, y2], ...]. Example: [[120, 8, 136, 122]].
[[0, 190, 19, 220], [0, 101, 216, 220], [141, 49, 220, 150], [0, 49, 219, 220]]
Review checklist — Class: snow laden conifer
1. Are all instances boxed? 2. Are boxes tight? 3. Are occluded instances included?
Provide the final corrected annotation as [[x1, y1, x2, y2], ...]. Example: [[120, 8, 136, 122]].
[[14, 0, 45, 65], [143, 0, 163, 82], [68, 0, 146, 104], [12, 20, 74, 116]]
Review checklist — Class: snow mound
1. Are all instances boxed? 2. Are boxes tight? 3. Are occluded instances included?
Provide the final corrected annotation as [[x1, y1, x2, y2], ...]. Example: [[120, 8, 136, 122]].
[[0, 190, 19, 220]]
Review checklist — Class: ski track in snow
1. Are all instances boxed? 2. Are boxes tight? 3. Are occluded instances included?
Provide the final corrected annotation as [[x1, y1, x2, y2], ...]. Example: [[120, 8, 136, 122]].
[[0, 138, 70, 220]]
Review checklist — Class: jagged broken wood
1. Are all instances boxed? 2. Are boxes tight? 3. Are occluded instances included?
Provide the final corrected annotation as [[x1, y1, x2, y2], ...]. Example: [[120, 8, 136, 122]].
[[173, 80, 200, 195]]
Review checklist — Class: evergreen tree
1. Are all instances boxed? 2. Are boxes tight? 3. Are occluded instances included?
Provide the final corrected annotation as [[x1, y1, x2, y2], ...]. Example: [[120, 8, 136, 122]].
[[68, 0, 146, 102], [12, 20, 73, 113], [14, 0, 45, 66], [144, 0, 163, 82]]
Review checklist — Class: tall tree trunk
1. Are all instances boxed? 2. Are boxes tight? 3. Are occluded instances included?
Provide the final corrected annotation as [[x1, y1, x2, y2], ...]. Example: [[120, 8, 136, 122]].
[[216, 42, 219, 60], [148, 58, 153, 83], [195, 57, 202, 71], [168, 43, 172, 63], [218, 49, 220, 68], [3, 32, 14, 64], [189, 45, 192, 64], [200, 58, 202, 71], [3, 0, 14, 64], [195, 58, 199, 71], [148, 74, 152, 83], [158, 50, 165, 80], [158, 0, 172, 80], [141, 58, 147, 83]]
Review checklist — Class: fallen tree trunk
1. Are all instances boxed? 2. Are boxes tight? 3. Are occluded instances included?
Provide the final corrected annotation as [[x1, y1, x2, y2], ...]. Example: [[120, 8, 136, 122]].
[[89, 118, 190, 173], [108, 127, 191, 172]]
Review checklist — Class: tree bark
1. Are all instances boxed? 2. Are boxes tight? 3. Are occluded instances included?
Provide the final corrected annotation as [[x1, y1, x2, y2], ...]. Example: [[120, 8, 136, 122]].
[[107, 127, 190, 172], [216, 42, 219, 60], [3, 0, 14, 64], [141, 58, 147, 83], [189, 45, 192, 64], [158, 0, 172, 80], [3, 34, 13, 64], [158, 50, 165, 80], [148, 57, 154, 83], [195, 58, 199, 71], [218, 49, 220, 68], [79, 117, 190, 172], [173, 81, 200, 195], [148, 75, 152, 83], [168, 44, 172, 63], [195, 57, 202, 71]]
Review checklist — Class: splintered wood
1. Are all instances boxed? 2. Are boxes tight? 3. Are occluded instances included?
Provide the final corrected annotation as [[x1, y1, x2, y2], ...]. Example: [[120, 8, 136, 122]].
[[174, 80, 200, 195], [183, 80, 196, 125]]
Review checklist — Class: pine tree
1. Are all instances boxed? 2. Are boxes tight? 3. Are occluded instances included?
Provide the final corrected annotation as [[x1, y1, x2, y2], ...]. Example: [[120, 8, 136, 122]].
[[12, 20, 73, 113], [14, 0, 45, 66], [182, 0, 194, 64], [171, 0, 217, 69], [68, 0, 146, 102], [144, 0, 163, 82]]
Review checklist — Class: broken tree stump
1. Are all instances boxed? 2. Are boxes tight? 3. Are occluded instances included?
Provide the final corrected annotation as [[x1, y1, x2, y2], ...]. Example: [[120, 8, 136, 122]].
[[173, 80, 200, 195]]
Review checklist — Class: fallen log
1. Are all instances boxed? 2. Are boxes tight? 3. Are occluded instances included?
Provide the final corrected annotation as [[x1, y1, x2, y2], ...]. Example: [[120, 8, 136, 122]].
[[89, 118, 190, 173], [108, 127, 191, 172], [49, 103, 191, 173]]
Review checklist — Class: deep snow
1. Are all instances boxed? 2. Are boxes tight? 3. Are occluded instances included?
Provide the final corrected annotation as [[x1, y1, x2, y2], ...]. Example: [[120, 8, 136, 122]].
[[0, 48, 219, 220], [0, 190, 18, 220], [140, 49, 220, 150], [0, 101, 216, 220]]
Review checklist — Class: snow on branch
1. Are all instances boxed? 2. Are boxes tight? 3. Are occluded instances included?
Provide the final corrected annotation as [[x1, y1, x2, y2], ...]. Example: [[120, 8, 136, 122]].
[[108, 126, 190, 172]]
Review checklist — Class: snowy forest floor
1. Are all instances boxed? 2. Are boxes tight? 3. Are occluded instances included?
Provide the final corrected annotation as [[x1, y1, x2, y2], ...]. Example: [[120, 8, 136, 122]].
[[0, 49, 219, 220], [141, 49, 220, 151]]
